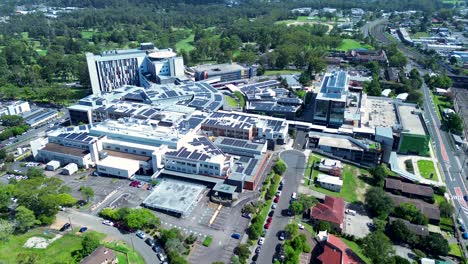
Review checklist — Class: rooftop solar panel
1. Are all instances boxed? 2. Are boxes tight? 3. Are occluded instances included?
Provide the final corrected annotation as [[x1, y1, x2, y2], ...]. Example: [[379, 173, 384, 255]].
[[245, 159, 258, 175]]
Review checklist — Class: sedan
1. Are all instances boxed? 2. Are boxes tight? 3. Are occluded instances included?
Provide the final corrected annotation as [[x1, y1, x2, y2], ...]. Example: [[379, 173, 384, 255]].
[[258, 237, 265, 245], [255, 246, 262, 254], [267, 217, 273, 223], [145, 238, 156, 247], [274, 197, 279, 203], [264, 223, 271, 229], [136, 230, 146, 239], [79, 227, 88, 233], [102, 220, 114, 226]]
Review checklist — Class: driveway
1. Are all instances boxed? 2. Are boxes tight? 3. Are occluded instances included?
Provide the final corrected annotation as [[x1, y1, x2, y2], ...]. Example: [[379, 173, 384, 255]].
[[256, 150, 307, 264], [55, 210, 160, 264], [343, 204, 372, 239]]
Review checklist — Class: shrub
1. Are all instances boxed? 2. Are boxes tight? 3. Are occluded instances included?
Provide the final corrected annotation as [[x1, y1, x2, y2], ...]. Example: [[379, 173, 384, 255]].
[[273, 159, 287, 175], [203, 236, 213, 247]]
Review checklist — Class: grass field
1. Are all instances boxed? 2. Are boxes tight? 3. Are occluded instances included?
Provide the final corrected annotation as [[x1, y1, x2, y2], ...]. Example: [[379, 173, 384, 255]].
[[337, 39, 373, 51], [449, 243, 462, 258], [432, 93, 454, 120], [224, 95, 239, 107], [0, 229, 105, 264], [176, 33, 195, 52], [264, 69, 302, 76], [104, 241, 145, 264], [411, 32, 429, 38], [81, 30, 95, 40], [417, 160, 438, 181], [306, 154, 371, 203], [340, 237, 372, 264]]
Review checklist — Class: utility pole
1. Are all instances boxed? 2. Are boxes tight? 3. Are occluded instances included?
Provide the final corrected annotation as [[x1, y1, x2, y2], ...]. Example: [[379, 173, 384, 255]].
[[68, 216, 74, 232]]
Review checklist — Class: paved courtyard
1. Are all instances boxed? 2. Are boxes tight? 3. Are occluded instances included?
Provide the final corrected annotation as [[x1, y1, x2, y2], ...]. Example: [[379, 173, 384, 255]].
[[343, 204, 372, 238]]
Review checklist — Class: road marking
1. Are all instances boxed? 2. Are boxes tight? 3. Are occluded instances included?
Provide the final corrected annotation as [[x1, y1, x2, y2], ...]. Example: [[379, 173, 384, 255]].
[[454, 187, 466, 208]]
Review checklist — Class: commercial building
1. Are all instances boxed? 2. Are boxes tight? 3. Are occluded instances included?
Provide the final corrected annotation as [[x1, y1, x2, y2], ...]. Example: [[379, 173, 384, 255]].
[[23, 109, 58, 128], [201, 111, 289, 145], [86, 43, 184, 94], [396, 104, 430, 156], [346, 49, 388, 64], [193, 63, 256, 82], [0, 101, 30, 116], [313, 71, 349, 127], [62, 163, 78, 175], [317, 174, 343, 192], [309, 132, 382, 166]]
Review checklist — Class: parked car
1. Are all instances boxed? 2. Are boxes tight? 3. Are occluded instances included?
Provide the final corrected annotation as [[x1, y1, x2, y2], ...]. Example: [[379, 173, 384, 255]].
[[297, 223, 304, 230], [60, 223, 71, 232], [258, 237, 265, 245], [261, 230, 267, 237], [278, 185, 283, 191], [267, 217, 273, 223], [129, 180, 140, 187], [279, 231, 285, 241], [276, 191, 282, 197], [264, 223, 271, 229], [274, 197, 279, 203], [345, 209, 356, 216], [242, 213, 252, 219], [152, 245, 162, 253], [268, 211, 274, 217], [291, 192, 297, 200], [464, 195, 468, 202], [79, 227, 88, 233], [137, 182, 144, 188], [463, 232, 468, 239], [231, 233, 241, 239], [252, 253, 259, 261], [136, 230, 146, 239], [145, 238, 155, 247], [271, 204, 277, 209], [157, 253, 166, 261], [255, 246, 262, 254], [102, 220, 114, 226], [460, 225, 466, 232]]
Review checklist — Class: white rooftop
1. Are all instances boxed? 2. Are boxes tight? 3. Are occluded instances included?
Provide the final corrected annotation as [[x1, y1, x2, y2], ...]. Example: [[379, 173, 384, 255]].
[[317, 174, 343, 186]]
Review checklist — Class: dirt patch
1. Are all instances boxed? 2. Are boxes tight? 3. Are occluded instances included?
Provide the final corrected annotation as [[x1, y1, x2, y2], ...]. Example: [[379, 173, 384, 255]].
[[354, 168, 371, 202], [286, 21, 334, 33]]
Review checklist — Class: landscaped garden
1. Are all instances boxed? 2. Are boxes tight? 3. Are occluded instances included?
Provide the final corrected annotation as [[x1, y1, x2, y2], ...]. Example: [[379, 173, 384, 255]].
[[417, 160, 438, 181]]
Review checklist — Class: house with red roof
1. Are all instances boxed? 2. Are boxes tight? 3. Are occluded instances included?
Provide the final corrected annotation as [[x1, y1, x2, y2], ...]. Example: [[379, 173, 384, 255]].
[[308, 196, 345, 232], [317, 232, 363, 264]]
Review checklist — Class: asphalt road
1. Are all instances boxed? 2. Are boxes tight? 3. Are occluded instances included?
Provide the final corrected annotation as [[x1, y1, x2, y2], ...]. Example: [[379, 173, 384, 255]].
[[367, 19, 468, 254], [57, 210, 160, 264], [256, 150, 306, 264]]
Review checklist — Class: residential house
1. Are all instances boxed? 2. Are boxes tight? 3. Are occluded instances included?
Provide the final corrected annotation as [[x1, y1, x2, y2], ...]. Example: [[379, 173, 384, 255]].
[[309, 196, 345, 232], [317, 174, 343, 192], [80, 246, 117, 264], [388, 193, 440, 224], [385, 178, 434, 201], [316, 231, 363, 264], [318, 158, 343, 176]]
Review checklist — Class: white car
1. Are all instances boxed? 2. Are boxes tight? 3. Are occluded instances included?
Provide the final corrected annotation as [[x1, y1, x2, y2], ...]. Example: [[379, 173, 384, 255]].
[[271, 204, 277, 209], [11, 198, 18, 203], [297, 224, 305, 230], [258, 237, 265, 245], [102, 220, 114, 226], [276, 191, 282, 196], [345, 209, 356, 216], [157, 253, 166, 261]]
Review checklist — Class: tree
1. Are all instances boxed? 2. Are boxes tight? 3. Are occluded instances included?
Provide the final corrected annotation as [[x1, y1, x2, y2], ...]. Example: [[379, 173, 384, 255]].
[[233, 244, 250, 260], [439, 201, 454, 218], [81, 232, 101, 257], [387, 219, 418, 245], [273, 159, 287, 175], [15, 206, 38, 233], [446, 113, 464, 134], [0, 184, 14, 210], [241, 204, 256, 215], [124, 208, 160, 229], [0, 219, 14, 242], [391, 256, 411, 264], [423, 233, 449, 256], [369, 164, 389, 187], [285, 223, 299, 238], [361, 232, 395, 264], [166, 238, 186, 253], [56, 193, 77, 207], [289, 201, 304, 215], [247, 222, 263, 240], [364, 78, 382, 96], [27, 167, 45, 179], [365, 187, 394, 219], [296, 194, 317, 209], [79, 186, 94, 203], [160, 228, 184, 245], [317, 221, 331, 232], [407, 90, 423, 105], [394, 203, 428, 225]]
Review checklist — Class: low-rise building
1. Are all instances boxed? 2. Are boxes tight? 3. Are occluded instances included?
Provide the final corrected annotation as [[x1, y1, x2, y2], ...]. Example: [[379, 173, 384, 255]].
[[80, 246, 117, 264], [346, 49, 388, 64], [309, 196, 345, 232], [385, 178, 434, 200], [193, 63, 256, 82], [396, 104, 430, 156], [0, 101, 30, 116], [317, 158, 343, 176], [388, 217, 429, 237], [317, 174, 343, 192], [316, 232, 363, 264], [388, 193, 440, 224], [62, 163, 78, 175]]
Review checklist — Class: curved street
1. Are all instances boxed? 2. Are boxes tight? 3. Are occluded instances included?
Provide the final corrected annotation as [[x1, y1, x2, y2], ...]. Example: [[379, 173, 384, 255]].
[[256, 150, 306, 264]]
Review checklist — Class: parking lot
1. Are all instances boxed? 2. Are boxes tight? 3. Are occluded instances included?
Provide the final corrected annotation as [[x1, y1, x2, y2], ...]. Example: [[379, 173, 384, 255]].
[[343, 204, 373, 238]]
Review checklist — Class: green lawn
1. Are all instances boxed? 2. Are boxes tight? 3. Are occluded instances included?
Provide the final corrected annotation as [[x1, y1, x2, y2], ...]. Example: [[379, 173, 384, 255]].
[[176, 33, 195, 52], [417, 160, 438, 181], [224, 95, 239, 107], [411, 32, 429, 38], [104, 241, 145, 264], [432, 93, 454, 120], [36, 49, 47, 56], [264, 69, 302, 76], [337, 39, 373, 51], [449, 243, 462, 258], [81, 30, 95, 40], [0, 228, 104, 264], [434, 194, 446, 206], [304, 154, 322, 185], [306, 154, 371, 203], [340, 237, 372, 264]]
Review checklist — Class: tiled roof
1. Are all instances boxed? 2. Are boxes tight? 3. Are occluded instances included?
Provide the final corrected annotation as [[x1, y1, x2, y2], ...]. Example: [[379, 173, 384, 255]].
[[385, 178, 434, 198], [311, 196, 345, 226], [318, 234, 363, 264]]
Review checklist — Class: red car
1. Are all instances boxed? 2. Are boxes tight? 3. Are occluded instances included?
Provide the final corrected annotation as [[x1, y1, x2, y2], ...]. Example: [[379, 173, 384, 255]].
[[267, 217, 273, 223], [129, 180, 140, 187], [274, 197, 279, 203], [264, 222, 271, 229]]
